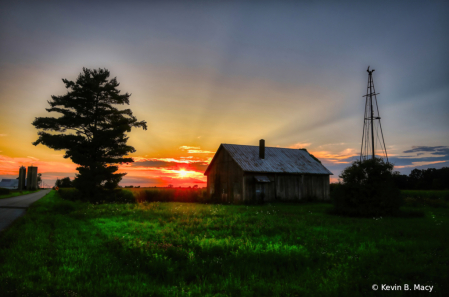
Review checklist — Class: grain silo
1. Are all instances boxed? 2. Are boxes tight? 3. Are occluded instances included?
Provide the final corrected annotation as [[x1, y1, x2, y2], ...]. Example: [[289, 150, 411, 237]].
[[19, 166, 26, 190], [27, 166, 38, 190]]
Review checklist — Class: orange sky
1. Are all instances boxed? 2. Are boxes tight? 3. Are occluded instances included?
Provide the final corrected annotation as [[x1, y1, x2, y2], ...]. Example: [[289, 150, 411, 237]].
[[0, 65, 446, 187], [1, 2, 448, 187]]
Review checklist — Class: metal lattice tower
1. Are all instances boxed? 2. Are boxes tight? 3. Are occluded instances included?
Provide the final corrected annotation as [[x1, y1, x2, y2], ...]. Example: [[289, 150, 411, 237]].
[[360, 66, 388, 162]]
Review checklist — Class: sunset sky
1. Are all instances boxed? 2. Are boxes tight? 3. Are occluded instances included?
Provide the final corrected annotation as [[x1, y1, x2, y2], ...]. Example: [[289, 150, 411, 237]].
[[1, 1, 448, 187]]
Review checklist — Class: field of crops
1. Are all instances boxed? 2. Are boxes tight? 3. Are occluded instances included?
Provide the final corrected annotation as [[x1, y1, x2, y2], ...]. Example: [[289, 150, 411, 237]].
[[0, 190, 448, 296]]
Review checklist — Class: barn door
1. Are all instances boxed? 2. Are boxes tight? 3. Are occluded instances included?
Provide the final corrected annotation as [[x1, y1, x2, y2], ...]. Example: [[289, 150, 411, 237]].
[[256, 183, 265, 203]]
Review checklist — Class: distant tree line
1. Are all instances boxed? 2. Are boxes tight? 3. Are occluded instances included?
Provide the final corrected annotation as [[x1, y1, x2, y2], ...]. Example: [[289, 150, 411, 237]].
[[55, 177, 73, 188], [392, 167, 449, 190]]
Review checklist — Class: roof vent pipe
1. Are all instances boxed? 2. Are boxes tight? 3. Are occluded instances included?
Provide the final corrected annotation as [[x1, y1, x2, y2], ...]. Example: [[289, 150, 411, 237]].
[[259, 139, 265, 159]]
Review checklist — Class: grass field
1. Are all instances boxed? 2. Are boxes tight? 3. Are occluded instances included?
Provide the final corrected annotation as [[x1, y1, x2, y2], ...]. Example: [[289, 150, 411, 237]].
[[401, 190, 449, 200], [401, 190, 449, 208], [124, 187, 208, 203], [0, 189, 41, 199], [0, 190, 448, 296]]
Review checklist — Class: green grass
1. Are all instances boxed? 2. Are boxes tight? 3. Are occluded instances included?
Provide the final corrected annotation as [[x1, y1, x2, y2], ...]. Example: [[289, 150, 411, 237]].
[[401, 190, 449, 200], [401, 190, 449, 208], [0, 189, 41, 199], [0, 190, 448, 296]]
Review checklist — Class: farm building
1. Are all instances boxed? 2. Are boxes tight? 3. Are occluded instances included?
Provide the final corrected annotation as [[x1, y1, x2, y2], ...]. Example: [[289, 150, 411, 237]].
[[0, 179, 19, 190], [204, 140, 333, 203]]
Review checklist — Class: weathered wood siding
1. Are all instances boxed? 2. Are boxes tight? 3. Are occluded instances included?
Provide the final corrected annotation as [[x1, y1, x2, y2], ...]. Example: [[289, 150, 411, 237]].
[[206, 149, 244, 202], [242, 173, 330, 202], [275, 174, 301, 201], [301, 174, 330, 200], [243, 173, 276, 202]]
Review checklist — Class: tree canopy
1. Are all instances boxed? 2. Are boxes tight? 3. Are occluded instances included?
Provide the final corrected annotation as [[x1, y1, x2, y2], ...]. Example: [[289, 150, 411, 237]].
[[332, 158, 402, 216], [55, 177, 73, 188], [33, 68, 147, 196], [392, 167, 449, 190]]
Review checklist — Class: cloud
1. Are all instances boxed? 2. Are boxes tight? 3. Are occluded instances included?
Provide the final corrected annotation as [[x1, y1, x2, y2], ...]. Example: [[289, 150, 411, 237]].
[[311, 148, 359, 163], [131, 156, 209, 168], [375, 145, 449, 174], [318, 143, 346, 148], [189, 163, 209, 172], [0, 134, 7, 137], [313, 145, 449, 171], [179, 146, 215, 154], [288, 142, 312, 149], [132, 160, 178, 168], [124, 145, 449, 186], [122, 156, 211, 185], [133, 157, 193, 164], [186, 149, 215, 154], [394, 146, 449, 163], [403, 146, 449, 156], [116, 153, 211, 187], [117, 164, 207, 187], [394, 160, 448, 169], [129, 159, 209, 173], [179, 146, 200, 150]]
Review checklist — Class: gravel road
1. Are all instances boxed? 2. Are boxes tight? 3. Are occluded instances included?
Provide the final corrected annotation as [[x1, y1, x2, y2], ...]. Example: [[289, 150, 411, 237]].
[[0, 189, 51, 232]]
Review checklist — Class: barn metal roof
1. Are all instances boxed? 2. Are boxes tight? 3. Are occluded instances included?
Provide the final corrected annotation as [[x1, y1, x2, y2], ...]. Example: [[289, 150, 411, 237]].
[[207, 144, 332, 175], [0, 179, 19, 189]]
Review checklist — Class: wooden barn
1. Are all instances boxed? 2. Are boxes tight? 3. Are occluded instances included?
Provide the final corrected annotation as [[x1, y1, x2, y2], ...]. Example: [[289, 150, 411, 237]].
[[204, 140, 333, 203]]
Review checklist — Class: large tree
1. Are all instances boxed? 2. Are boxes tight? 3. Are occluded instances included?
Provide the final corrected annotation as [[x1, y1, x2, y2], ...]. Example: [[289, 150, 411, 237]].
[[33, 68, 147, 196]]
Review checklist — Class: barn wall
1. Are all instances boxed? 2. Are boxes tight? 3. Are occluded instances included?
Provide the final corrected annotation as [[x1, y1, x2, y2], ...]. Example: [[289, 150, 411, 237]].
[[243, 173, 303, 202], [207, 151, 330, 203], [275, 174, 301, 201], [206, 149, 244, 202], [242, 173, 330, 202], [276, 174, 330, 201], [301, 174, 330, 200], [243, 173, 276, 202]]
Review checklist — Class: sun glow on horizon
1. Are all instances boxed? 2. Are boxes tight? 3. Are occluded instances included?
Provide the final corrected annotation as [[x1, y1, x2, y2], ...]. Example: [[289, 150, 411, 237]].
[[170, 168, 204, 180], [178, 169, 187, 178]]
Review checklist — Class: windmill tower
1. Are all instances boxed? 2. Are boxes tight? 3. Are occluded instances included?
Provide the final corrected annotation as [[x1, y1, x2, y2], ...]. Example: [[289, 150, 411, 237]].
[[360, 66, 388, 162]]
